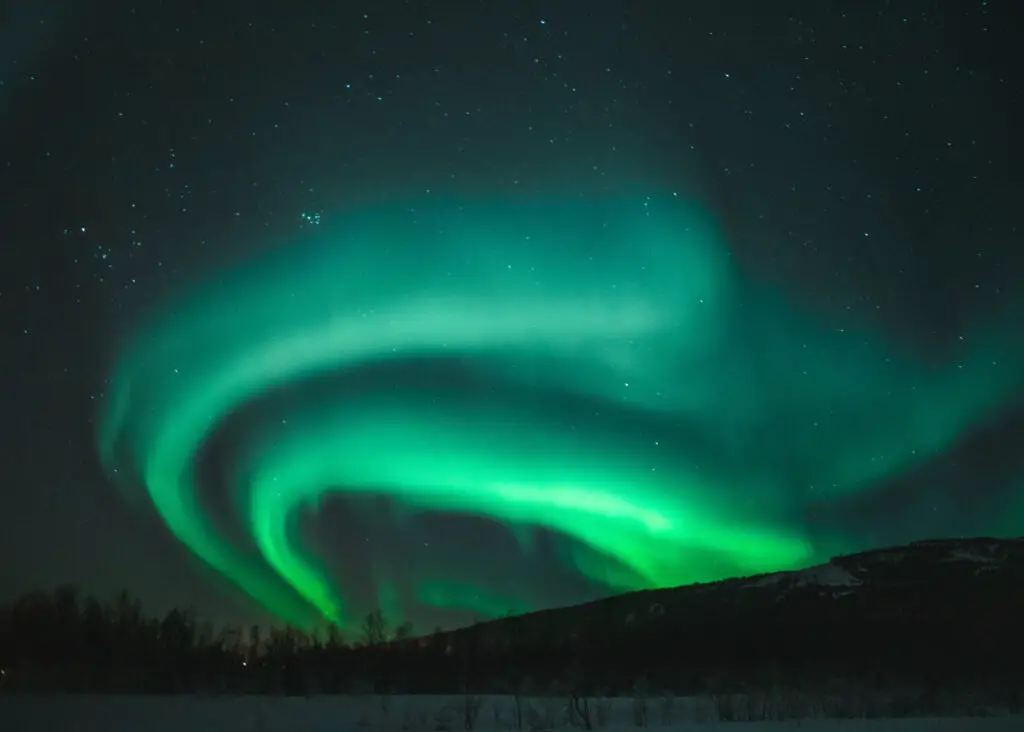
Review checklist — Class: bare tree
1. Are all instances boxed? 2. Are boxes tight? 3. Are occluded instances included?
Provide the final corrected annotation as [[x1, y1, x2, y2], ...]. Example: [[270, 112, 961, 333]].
[[361, 608, 388, 646], [394, 620, 414, 640], [248, 624, 262, 661]]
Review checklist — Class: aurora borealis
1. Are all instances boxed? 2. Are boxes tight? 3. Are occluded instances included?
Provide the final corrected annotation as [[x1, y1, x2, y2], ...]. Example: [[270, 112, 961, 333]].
[[94, 192, 1024, 630], [3, 1, 1023, 633]]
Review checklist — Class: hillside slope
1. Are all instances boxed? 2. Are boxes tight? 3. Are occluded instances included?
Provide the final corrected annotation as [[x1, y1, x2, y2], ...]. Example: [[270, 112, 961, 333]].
[[411, 537, 1024, 696]]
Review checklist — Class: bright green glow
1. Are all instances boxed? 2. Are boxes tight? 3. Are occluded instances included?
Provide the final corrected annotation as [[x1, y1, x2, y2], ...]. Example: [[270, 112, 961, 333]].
[[243, 399, 813, 621], [97, 192, 1023, 630]]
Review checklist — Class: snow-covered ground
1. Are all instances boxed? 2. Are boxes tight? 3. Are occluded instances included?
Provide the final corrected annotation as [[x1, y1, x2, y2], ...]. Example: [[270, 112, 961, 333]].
[[0, 693, 1019, 732]]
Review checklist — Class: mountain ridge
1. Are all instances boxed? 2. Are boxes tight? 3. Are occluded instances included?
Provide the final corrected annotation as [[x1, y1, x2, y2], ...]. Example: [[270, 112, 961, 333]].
[[435, 535, 1024, 635], [392, 535, 1024, 697]]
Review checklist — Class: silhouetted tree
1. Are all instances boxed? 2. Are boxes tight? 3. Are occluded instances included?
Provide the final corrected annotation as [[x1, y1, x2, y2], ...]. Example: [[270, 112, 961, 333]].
[[394, 620, 414, 641], [360, 608, 387, 646]]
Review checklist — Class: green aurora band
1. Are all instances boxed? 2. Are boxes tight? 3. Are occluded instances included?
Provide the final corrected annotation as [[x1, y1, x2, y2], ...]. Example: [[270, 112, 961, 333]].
[[97, 192, 1023, 629]]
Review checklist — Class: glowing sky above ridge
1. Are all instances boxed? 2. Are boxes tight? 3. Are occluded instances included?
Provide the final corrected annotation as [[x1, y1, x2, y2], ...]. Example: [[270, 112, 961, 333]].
[[4, 1, 1023, 633], [97, 192, 1024, 629]]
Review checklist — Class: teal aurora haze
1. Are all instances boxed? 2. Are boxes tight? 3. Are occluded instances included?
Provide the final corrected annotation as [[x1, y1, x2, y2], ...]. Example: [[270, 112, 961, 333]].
[[97, 192, 1024, 630]]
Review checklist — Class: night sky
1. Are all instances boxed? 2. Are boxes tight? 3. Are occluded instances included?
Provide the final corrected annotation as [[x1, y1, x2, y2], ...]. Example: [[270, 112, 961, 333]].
[[1, 0, 1022, 634]]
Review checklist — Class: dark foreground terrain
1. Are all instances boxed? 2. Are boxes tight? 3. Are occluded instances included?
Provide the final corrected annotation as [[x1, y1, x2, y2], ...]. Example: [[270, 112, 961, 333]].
[[2, 537, 1023, 716]]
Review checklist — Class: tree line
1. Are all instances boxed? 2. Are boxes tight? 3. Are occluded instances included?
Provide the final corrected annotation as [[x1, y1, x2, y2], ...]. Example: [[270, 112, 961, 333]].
[[2, 581, 1023, 718], [0, 586, 451, 694]]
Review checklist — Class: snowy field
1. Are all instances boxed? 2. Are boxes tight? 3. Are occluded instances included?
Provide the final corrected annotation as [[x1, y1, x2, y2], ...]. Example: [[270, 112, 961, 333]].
[[0, 693, 1020, 732]]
